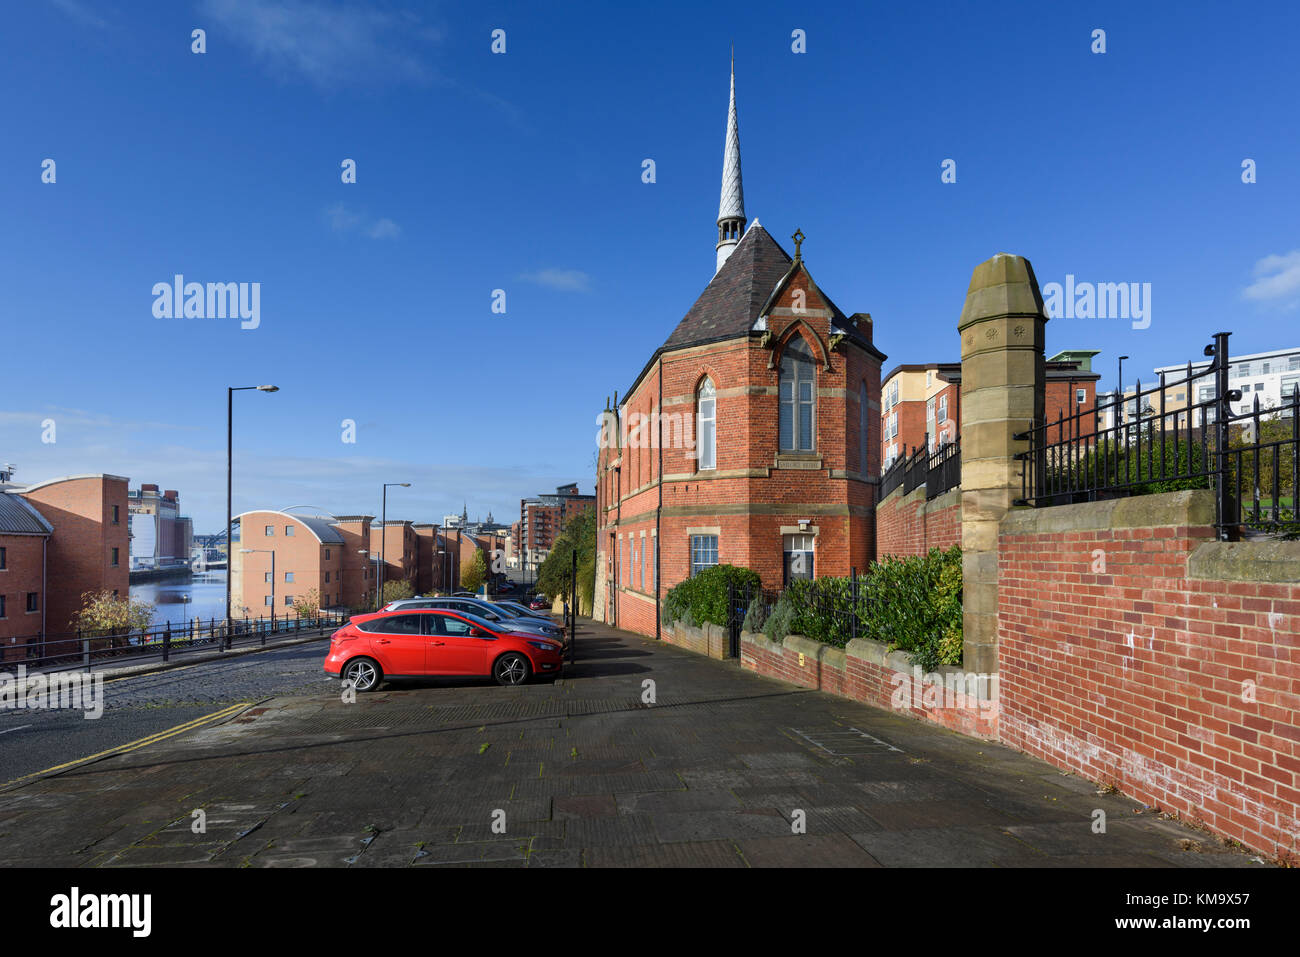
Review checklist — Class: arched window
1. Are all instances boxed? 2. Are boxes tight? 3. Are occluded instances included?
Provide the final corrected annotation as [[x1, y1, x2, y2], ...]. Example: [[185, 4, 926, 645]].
[[697, 378, 716, 469], [779, 337, 816, 452], [859, 381, 869, 474]]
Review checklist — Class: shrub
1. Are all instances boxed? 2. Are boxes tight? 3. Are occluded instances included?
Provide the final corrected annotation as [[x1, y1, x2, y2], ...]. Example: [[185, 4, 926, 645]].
[[762, 594, 796, 644], [661, 564, 761, 629], [861, 546, 963, 669], [741, 595, 767, 634]]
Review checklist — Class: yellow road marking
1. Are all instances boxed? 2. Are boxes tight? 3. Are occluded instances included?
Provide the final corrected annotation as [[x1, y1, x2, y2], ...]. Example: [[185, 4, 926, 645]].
[[1, 702, 251, 788]]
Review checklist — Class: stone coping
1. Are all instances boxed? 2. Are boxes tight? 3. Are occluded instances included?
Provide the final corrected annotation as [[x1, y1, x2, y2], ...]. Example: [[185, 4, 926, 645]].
[[741, 630, 995, 702], [1000, 488, 1215, 536], [1188, 539, 1300, 583], [877, 482, 961, 512]]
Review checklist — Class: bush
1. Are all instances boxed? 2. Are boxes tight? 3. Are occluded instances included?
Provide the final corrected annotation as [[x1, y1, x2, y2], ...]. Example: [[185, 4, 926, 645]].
[[762, 594, 796, 644], [741, 595, 767, 634], [860, 546, 963, 670], [661, 564, 761, 629]]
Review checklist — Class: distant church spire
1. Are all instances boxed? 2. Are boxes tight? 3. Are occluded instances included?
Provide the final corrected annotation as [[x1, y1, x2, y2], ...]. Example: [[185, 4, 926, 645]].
[[716, 50, 746, 274]]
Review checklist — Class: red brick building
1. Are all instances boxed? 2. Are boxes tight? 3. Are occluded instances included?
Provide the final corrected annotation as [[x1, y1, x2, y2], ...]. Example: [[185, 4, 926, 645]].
[[0, 487, 54, 656], [8, 474, 130, 638], [593, 63, 885, 638], [232, 510, 366, 615]]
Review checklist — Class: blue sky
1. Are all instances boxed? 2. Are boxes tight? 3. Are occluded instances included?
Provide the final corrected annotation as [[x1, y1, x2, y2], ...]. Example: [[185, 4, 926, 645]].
[[2, 0, 1297, 532]]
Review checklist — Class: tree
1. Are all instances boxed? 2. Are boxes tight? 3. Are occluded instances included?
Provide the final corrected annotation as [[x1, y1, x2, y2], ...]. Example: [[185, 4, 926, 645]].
[[381, 579, 414, 603], [461, 550, 487, 594], [536, 506, 596, 614], [72, 590, 155, 647], [292, 588, 321, 619]]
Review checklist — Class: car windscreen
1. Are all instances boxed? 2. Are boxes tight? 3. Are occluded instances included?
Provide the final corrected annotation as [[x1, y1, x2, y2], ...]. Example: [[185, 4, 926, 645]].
[[433, 608, 496, 631]]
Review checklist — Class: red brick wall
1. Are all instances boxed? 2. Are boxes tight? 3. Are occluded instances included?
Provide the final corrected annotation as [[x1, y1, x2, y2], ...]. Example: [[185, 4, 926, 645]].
[[741, 634, 997, 738], [875, 486, 961, 559], [998, 496, 1300, 862]]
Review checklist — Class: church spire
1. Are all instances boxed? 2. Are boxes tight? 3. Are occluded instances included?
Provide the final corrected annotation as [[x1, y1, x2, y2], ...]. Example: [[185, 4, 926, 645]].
[[715, 50, 746, 274]]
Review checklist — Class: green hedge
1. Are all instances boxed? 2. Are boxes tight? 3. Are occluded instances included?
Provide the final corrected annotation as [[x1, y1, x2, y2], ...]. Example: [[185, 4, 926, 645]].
[[662, 564, 761, 628], [759, 546, 963, 670], [860, 546, 963, 670]]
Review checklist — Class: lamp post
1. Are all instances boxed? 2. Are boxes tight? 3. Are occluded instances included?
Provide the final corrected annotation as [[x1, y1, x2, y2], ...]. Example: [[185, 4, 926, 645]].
[[240, 548, 274, 645], [377, 482, 410, 609], [227, 384, 278, 648]]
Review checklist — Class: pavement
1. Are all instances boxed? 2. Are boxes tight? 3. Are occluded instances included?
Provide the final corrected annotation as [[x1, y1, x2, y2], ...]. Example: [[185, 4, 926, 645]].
[[0, 619, 1266, 867]]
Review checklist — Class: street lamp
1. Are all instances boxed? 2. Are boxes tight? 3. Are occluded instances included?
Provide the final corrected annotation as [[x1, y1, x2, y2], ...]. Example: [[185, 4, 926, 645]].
[[377, 482, 411, 609], [227, 384, 278, 647], [240, 547, 275, 644]]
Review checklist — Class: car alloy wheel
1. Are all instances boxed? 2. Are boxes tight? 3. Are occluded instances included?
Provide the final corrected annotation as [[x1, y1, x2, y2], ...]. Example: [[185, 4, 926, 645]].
[[493, 652, 530, 686], [343, 658, 381, 692]]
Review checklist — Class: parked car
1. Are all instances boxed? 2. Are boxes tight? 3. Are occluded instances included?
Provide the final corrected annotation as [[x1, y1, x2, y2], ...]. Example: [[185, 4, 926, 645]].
[[324, 608, 563, 690], [383, 596, 564, 642], [528, 595, 550, 611], [494, 599, 552, 622]]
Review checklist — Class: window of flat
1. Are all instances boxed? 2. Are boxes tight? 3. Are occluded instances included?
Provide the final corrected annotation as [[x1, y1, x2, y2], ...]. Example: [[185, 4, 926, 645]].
[[783, 534, 814, 585], [285, 572, 295, 583], [779, 338, 816, 452], [0, 546, 6, 570], [26, 592, 38, 613], [265, 525, 274, 536], [111, 547, 119, 567], [690, 534, 718, 577], [285, 526, 295, 536]]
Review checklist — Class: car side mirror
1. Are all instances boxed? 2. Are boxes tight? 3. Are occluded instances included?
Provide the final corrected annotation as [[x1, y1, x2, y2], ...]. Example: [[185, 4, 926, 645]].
[[469, 627, 488, 638]]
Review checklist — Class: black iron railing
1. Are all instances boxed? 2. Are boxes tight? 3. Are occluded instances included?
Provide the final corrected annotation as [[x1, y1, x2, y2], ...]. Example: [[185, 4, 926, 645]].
[[0, 612, 347, 673], [1015, 332, 1298, 539], [883, 435, 961, 501]]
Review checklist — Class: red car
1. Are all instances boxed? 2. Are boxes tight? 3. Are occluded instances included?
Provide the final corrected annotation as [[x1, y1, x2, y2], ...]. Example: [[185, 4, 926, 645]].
[[528, 595, 550, 611], [323, 608, 563, 691]]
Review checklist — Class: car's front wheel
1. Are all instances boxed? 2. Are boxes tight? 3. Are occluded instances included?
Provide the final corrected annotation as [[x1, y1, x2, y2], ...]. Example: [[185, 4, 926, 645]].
[[342, 657, 382, 692], [493, 652, 531, 686]]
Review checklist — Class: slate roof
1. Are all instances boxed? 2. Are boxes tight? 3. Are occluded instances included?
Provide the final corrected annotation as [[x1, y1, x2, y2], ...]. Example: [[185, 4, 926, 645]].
[[0, 492, 54, 535], [661, 223, 792, 351]]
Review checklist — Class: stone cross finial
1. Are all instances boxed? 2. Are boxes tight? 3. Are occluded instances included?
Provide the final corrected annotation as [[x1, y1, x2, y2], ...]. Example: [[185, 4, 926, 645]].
[[792, 229, 805, 260]]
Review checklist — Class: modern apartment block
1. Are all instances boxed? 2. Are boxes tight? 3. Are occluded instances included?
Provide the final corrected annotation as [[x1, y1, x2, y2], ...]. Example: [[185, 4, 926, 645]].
[[882, 351, 1099, 468], [519, 483, 595, 574]]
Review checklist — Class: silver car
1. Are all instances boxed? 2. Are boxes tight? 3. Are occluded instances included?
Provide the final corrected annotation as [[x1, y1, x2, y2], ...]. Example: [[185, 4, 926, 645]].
[[384, 597, 564, 642]]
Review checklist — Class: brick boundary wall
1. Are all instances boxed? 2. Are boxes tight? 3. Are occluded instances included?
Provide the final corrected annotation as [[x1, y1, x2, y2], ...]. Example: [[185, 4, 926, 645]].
[[662, 619, 728, 659], [998, 489, 1300, 862], [875, 485, 961, 559], [741, 632, 997, 738]]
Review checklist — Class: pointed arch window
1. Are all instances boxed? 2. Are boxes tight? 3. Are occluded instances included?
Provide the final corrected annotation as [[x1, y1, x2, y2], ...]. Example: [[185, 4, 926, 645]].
[[697, 378, 716, 470], [779, 337, 816, 452]]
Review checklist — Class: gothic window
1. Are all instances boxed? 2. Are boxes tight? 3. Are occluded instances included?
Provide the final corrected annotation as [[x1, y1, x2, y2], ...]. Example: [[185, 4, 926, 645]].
[[779, 337, 816, 452], [697, 378, 716, 470]]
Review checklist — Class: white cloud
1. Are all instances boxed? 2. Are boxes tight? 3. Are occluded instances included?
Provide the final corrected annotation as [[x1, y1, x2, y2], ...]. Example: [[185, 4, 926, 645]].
[[519, 269, 592, 293], [47, 0, 108, 29], [1243, 249, 1300, 308], [324, 203, 400, 240], [365, 218, 402, 240], [199, 0, 440, 88]]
